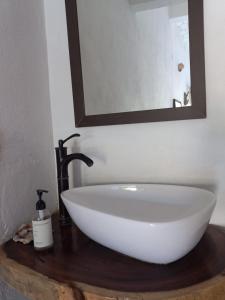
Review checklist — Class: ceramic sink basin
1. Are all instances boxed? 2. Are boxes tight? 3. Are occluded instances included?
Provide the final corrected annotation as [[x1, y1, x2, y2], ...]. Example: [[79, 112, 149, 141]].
[[61, 184, 216, 264]]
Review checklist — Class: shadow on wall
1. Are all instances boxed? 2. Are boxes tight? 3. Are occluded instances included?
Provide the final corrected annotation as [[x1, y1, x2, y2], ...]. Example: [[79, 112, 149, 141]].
[[71, 139, 82, 187], [0, 131, 8, 244], [0, 130, 5, 162]]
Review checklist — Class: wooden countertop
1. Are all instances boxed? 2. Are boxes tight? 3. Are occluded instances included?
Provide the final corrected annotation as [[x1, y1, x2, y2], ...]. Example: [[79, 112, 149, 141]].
[[1, 214, 225, 300]]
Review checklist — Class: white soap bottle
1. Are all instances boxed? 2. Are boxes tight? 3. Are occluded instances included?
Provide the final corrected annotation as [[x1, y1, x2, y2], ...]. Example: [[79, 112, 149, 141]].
[[32, 189, 53, 250]]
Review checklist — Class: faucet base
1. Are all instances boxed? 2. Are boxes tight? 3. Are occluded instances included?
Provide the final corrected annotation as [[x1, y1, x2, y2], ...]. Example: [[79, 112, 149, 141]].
[[59, 215, 72, 226]]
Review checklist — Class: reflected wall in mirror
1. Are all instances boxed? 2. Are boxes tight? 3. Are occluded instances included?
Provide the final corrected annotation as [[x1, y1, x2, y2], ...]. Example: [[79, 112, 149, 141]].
[[78, 0, 191, 114], [65, 0, 206, 127]]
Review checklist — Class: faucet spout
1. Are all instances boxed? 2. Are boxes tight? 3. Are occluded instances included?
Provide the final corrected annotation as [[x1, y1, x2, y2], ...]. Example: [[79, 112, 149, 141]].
[[60, 153, 93, 174]]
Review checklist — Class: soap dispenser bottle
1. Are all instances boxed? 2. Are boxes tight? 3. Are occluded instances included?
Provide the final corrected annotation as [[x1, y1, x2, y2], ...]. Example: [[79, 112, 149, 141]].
[[32, 189, 53, 250]]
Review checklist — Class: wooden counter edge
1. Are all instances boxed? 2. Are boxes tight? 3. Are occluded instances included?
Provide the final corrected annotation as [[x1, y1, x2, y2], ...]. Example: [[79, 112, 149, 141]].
[[1, 247, 225, 300], [0, 247, 76, 300]]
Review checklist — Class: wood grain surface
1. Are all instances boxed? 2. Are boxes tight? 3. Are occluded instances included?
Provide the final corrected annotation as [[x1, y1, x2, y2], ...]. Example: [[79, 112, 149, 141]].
[[2, 214, 225, 293]]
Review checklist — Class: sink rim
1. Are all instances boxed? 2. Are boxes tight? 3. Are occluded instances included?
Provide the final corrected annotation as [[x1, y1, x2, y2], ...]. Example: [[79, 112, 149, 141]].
[[62, 183, 216, 225]]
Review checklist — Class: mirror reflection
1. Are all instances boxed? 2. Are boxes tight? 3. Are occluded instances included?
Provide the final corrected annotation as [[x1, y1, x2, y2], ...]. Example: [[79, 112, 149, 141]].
[[77, 0, 191, 116]]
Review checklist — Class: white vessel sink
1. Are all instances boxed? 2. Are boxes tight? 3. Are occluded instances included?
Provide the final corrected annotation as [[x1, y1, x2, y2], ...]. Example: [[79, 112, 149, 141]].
[[61, 184, 216, 264]]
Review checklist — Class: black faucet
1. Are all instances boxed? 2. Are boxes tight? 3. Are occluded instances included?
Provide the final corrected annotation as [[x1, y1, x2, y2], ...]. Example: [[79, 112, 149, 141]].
[[55, 134, 93, 226]]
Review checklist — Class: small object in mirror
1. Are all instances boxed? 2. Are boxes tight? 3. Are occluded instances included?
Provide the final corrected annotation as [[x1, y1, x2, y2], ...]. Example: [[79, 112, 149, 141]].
[[173, 99, 182, 108], [178, 63, 185, 72], [184, 90, 191, 106]]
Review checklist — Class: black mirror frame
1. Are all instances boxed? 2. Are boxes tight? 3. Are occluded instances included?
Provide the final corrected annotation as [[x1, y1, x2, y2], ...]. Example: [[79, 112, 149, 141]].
[[65, 0, 206, 127]]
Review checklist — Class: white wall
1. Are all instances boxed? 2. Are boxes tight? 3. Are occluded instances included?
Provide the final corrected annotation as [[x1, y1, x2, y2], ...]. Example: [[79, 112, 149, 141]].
[[0, 0, 57, 246], [44, 0, 225, 226], [0, 0, 57, 297]]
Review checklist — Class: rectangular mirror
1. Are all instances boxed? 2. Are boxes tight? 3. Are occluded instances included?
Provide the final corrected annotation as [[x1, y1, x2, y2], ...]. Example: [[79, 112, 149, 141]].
[[65, 0, 206, 127]]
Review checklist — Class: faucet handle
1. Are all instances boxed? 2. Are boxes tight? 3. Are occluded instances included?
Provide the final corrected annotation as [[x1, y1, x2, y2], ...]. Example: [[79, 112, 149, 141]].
[[58, 133, 80, 149]]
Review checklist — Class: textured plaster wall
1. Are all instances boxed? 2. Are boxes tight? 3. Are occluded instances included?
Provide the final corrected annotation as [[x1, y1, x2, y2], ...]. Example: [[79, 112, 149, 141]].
[[44, 0, 225, 226], [0, 0, 57, 298]]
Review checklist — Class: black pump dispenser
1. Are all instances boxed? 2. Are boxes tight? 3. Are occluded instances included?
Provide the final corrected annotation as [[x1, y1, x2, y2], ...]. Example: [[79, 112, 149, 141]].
[[36, 189, 48, 211], [33, 189, 53, 250]]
